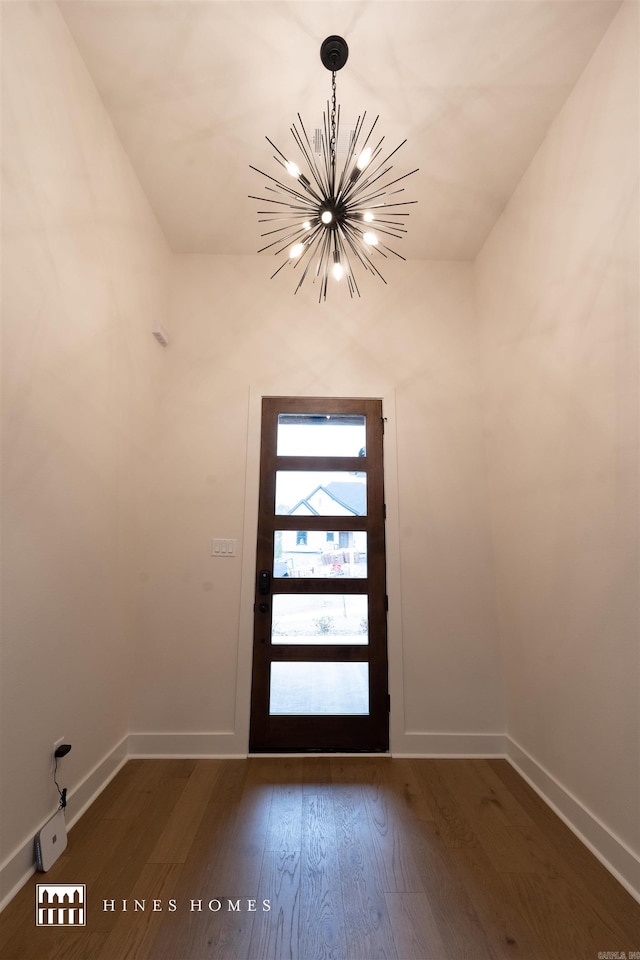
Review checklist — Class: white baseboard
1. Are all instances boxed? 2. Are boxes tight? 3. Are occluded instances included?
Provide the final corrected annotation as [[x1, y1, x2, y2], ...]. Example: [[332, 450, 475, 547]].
[[0, 735, 128, 912], [392, 731, 507, 757], [127, 731, 247, 758], [506, 736, 640, 902]]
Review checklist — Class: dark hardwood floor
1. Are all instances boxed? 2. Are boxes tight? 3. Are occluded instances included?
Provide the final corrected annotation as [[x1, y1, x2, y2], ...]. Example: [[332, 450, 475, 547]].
[[1, 757, 638, 959]]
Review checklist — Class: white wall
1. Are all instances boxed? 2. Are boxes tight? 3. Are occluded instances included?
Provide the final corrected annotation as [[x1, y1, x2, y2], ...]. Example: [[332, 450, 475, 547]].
[[0, 2, 170, 900], [475, 0, 639, 866], [129, 255, 505, 754]]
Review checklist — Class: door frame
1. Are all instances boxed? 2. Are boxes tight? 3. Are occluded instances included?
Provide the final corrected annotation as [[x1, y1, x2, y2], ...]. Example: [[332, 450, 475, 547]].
[[235, 386, 404, 755], [249, 396, 388, 753]]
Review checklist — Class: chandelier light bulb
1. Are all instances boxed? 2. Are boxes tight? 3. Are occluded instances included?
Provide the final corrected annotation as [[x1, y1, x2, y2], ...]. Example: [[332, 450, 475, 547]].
[[289, 242, 305, 259], [363, 211, 374, 222], [363, 231, 378, 246], [303, 221, 311, 230], [321, 210, 333, 225], [356, 146, 372, 171], [285, 160, 301, 179], [332, 260, 345, 281]]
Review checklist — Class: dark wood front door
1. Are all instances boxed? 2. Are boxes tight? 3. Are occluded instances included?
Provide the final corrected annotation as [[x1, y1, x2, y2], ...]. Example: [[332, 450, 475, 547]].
[[249, 397, 389, 752]]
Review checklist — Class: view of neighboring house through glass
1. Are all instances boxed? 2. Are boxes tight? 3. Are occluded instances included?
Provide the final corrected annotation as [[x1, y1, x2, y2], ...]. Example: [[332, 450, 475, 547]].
[[275, 469, 368, 578]]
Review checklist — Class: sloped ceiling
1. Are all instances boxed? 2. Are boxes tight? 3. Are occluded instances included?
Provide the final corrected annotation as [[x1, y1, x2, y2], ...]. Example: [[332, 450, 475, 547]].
[[60, 0, 620, 260]]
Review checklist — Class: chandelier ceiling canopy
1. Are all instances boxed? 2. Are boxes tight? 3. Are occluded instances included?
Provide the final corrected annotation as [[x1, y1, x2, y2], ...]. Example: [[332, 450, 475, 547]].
[[249, 35, 418, 301]]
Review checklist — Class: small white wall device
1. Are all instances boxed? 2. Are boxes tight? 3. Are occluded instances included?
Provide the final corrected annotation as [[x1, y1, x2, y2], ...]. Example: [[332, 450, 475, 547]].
[[35, 741, 72, 870], [35, 810, 68, 871]]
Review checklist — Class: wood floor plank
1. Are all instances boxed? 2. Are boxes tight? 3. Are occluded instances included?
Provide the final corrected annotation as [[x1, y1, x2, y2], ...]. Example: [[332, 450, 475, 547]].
[[249, 849, 302, 960], [263, 758, 304, 856], [359, 768, 425, 892], [74, 760, 144, 827], [147, 798, 210, 866], [144, 801, 239, 960], [410, 818, 501, 960], [447, 836, 544, 958], [331, 775, 398, 959], [384, 758, 435, 823], [472, 761, 535, 828], [88, 777, 185, 928], [410, 759, 479, 849], [299, 792, 347, 960], [384, 890, 447, 960], [192, 764, 274, 960], [94, 862, 183, 960], [301, 757, 333, 794], [501, 871, 604, 959], [433, 760, 537, 874], [222, 758, 274, 865], [102, 759, 192, 824]]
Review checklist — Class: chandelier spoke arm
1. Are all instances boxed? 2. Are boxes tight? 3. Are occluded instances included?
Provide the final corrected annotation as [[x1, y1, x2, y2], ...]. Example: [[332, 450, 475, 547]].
[[291, 118, 331, 198], [343, 163, 396, 205], [257, 221, 316, 241], [256, 211, 316, 221], [264, 135, 294, 168], [347, 176, 419, 211], [292, 229, 330, 292], [317, 227, 336, 301], [342, 141, 413, 204], [357, 114, 381, 158], [371, 168, 420, 194], [260, 217, 324, 256], [338, 123, 386, 203], [374, 236, 408, 261], [346, 215, 408, 241], [341, 222, 388, 281], [266, 135, 325, 205], [347, 209, 410, 230], [258, 227, 310, 256], [294, 235, 324, 294], [336, 235, 358, 299], [251, 195, 321, 214], [348, 199, 414, 216], [248, 165, 321, 207], [335, 111, 367, 199]]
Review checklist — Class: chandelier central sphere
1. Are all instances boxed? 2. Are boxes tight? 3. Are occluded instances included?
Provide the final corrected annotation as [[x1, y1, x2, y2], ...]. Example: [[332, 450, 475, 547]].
[[249, 35, 418, 301]]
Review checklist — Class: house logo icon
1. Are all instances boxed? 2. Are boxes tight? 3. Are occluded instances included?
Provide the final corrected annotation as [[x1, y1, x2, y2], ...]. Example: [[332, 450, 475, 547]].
[[36, 884, 86, 926]]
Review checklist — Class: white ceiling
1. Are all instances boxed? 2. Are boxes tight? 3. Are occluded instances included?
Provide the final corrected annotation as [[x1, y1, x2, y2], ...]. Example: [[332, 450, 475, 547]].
[[60, 0, 620, 260]]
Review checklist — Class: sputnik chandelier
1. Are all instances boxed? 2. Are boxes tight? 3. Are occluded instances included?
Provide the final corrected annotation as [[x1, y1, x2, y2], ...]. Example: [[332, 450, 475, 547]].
[[249, 36, 418, 301]]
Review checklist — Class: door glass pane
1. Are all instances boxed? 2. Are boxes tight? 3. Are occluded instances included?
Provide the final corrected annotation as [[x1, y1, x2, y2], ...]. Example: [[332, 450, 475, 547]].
[[272, 595, 368, 645], [276, 472, 366, 516], [269, 662, 369, 715], [277, 413, 366, 457], [274, 532, 367, 578]]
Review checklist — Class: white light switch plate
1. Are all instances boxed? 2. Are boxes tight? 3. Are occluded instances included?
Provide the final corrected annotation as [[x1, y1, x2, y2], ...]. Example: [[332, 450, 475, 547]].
[[212, 538, 236, 557]]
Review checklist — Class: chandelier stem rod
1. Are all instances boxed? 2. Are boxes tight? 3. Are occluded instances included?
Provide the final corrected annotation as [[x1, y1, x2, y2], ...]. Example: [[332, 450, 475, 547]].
[[330, 70, 337, 194]]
